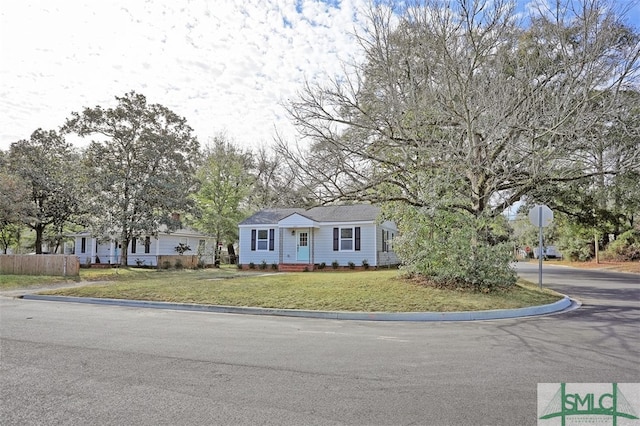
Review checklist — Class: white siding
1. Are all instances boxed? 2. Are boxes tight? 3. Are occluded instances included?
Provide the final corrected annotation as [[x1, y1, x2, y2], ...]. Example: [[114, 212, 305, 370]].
[[312, 223, 378, 266], [239, 221, 399, 268], [282, 229, 301, 263], [238, 227, 280, 266], [279, 214, 316, 228], [74, 232, 216, 266]]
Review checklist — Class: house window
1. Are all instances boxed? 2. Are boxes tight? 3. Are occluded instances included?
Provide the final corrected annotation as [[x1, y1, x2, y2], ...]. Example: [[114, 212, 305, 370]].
[[144, 237, 151, 254], [131, 239, 137, 254], [257, 230, 269, 250], [333, 227, 361, 251], [198, 239, 206, 254], [251, 229, 275, 251], [341, 228, 353, 250], [81, 237, 86, 254]]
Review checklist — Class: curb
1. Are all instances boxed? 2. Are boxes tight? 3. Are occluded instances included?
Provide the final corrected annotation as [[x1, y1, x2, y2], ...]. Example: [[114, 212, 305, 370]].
[[20, 294, 576, 322]]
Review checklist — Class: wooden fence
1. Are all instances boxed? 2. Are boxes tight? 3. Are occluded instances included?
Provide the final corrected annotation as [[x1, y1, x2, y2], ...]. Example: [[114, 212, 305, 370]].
[[0, 255, 80, 276]]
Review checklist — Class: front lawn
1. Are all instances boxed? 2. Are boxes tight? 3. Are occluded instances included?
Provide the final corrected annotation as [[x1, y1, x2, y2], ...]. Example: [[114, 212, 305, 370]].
[[0, 274, 77, 290], [28, 268, 563, 312]]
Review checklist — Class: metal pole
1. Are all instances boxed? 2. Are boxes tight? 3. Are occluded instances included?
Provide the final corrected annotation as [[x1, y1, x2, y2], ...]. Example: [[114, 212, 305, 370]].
[[538, 206, 543, 288]]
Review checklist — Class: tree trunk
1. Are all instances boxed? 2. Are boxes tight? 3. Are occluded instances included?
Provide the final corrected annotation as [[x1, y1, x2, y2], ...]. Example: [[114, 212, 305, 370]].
[[227, 243, 236, 264], [214, 235, 221, 268], [120, 235, 130, 266], [35, 224, 44, 254]]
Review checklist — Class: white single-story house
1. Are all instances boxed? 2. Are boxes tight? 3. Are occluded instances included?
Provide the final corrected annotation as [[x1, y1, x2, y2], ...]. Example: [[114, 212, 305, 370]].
[[71, 227, 218, 267], [238, 204, 398, 271]]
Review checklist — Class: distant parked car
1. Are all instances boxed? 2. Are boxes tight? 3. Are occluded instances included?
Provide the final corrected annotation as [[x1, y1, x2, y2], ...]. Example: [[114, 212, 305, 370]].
[[533, 246, 561, 259]]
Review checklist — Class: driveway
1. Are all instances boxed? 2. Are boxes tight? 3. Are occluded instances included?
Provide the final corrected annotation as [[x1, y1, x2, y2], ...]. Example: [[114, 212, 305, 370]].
[[1, 264, 638, 425]]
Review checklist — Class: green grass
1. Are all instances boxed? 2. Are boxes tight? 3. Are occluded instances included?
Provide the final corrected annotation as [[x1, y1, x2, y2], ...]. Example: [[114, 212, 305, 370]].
[[0, 274, 78, 289], [0, 265, 243, 289], [23, 268, 564, 312]]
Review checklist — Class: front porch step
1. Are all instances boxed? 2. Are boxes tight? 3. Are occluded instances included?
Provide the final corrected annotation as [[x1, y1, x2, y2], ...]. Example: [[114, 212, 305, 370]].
[[278, 263, 314, 272]]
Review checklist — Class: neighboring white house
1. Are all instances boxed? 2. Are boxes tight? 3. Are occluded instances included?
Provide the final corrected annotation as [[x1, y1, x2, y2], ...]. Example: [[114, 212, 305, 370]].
[[238, 204, 399, 271], [70, 227, 218, 267]]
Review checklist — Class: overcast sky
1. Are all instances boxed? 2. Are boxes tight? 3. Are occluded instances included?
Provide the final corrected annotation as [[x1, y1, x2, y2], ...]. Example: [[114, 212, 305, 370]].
[[1, 0, 638, 152]]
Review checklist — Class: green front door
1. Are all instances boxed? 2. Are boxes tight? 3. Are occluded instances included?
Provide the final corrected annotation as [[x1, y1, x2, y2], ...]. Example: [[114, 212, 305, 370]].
[[297, 230, 309, 262]]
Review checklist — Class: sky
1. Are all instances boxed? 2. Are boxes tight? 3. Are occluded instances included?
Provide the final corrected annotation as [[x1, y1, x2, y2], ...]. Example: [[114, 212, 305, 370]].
[[0, 0, 367, 151], [1, 0, 639, 152]]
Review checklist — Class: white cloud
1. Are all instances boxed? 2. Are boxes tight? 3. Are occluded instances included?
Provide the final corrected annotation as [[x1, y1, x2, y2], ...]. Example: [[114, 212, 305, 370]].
[[5, 0, 637, 152], [0, 0, 367, 150]]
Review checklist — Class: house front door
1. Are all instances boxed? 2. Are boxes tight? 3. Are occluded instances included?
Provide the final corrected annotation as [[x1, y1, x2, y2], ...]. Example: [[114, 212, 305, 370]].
[[297, 230, 309, 262]]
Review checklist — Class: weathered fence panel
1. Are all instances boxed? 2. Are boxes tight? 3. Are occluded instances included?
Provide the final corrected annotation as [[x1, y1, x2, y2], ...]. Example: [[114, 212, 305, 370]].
[[0, 255, 80, 276]]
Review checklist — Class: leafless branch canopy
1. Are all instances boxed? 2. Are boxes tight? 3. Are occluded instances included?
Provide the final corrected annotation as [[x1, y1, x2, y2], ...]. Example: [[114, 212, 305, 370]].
[[277, 0, 640, 217]]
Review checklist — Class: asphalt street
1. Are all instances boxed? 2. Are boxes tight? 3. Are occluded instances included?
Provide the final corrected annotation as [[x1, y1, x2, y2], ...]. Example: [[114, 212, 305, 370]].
[[1, 262, 638, 425]]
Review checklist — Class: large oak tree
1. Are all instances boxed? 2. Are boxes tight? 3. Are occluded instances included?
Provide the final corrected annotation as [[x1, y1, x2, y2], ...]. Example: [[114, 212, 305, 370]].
[[5, 129, 83, 254], [64, 92, 200, 265], [278, 0, 639, 286]]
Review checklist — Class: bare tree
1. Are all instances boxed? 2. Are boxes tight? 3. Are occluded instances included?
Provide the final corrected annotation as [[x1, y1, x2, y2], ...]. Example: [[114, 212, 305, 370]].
[[251, 145, 317, 209], [278, 0, 640, 218]]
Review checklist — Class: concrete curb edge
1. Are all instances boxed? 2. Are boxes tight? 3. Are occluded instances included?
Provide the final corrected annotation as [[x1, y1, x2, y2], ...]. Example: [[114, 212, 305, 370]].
[[20, 294, 575, 321]]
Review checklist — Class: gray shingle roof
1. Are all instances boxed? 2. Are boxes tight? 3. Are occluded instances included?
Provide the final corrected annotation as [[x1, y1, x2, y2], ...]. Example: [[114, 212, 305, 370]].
[[304, 204, 381, 222], [239, 208, 306, 225], [239, 204, 381, 225]]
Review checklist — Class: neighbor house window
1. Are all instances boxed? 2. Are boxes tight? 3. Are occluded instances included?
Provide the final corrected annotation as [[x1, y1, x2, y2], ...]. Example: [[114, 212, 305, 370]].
[[198, 239, 206, 254], [251, 229, 275, 251], [144, 237, 151, 254], [382, 230, 392, 252], [131, 239, 137, 254], [333, 227, 361, 251], [81, 237, 86, 254]]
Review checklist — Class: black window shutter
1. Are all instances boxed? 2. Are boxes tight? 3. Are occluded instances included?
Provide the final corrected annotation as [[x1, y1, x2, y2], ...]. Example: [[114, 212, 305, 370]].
[[251, 229, 256, 251], [333, 228, 339, 251], [269, 229, 275, 251], [355, 227, 361, 251]]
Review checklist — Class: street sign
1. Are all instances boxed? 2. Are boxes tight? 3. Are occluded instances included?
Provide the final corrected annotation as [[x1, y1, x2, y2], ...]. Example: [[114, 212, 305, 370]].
[[528, 204, 553, 227], [528, 204, 553, 289]]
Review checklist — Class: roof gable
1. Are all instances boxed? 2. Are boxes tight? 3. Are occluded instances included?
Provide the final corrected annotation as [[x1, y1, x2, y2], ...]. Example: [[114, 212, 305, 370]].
[[279, 212, 318, 227]]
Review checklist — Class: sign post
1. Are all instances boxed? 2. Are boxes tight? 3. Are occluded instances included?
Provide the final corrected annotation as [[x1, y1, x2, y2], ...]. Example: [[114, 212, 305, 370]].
[[528, 205, 553, 288]]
